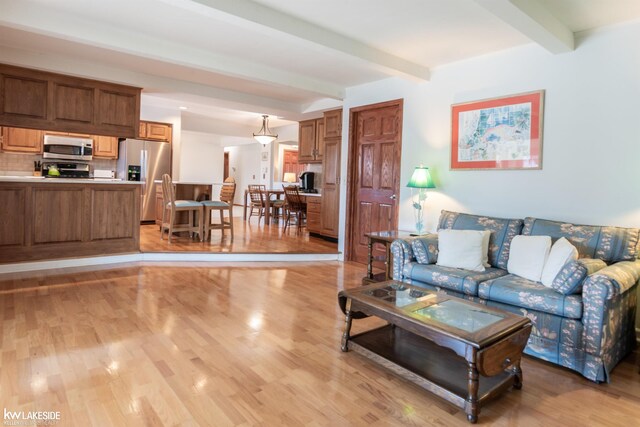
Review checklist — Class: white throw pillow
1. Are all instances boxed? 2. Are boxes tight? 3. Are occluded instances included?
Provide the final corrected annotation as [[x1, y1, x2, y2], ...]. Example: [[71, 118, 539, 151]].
[[436, 229, 488, 272], [507, 235, 552, 282], [540, 237, 579, 287]]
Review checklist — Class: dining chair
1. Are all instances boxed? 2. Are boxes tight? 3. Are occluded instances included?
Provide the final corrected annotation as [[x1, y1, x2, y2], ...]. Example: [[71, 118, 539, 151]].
[[160, 174, 204, 243], [282, 185, 307, 234], [248, 184, 266, 223], [201, 177, 236, 240]]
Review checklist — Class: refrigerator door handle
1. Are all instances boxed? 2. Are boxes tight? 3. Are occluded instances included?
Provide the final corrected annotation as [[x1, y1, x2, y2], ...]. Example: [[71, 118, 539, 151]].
[[140, 148, 147, 196]]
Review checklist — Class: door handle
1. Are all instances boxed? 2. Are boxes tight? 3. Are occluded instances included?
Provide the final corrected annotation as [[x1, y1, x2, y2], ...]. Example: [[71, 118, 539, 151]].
[[390, 194, 397, 200]]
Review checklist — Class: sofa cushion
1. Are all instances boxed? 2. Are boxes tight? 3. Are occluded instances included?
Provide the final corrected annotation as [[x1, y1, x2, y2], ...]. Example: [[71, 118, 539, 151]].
[[438, 210, 523, 270], [522, 217, 640, 263], [411, 234, 438, 264], [478, 274, 583, 319], [550, 261, 588, 295], [403, 262, 507, 296], [436, 229, 488, 272]]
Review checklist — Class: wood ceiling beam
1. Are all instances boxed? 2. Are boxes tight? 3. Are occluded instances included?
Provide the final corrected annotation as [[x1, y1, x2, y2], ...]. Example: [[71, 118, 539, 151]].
[[0, 1, 345, 99], [161, 0, 431, 81], [473, 0, 574, 54]]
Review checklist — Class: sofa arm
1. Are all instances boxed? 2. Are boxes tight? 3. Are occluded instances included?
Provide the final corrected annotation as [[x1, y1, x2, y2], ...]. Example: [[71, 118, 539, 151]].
[[390, 238, 415, 280], [584, 260, 640, 300], [582, 260, 640, 358], [411, 233, 439, 264]]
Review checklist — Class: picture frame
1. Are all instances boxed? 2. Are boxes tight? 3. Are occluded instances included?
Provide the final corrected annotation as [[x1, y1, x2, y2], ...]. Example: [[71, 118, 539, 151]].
[[451, 90, 544, 170], [261, 152, 269, 161]]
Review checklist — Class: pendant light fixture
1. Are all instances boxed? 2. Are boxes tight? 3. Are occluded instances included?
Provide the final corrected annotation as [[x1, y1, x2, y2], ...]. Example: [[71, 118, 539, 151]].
[[253, 115, 278, 145]]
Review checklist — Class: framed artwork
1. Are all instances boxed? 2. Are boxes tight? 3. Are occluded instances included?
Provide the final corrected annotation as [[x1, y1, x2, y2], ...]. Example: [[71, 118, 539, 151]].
[[261, 152, 269, 161], [451, 90, 544, 170]]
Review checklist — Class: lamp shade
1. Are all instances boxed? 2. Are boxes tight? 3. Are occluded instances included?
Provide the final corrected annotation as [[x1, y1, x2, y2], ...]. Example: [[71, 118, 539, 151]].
[[407, 166, 435, 189], [253, 115, 278, 144], [283, 172, 297, 183]]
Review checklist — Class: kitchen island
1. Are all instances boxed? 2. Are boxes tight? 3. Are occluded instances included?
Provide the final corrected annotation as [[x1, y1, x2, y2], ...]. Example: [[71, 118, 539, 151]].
[[0, 177, 141, 263]]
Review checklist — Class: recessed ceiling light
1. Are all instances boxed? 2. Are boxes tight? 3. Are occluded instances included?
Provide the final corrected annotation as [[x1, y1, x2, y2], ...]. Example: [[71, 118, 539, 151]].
[[179, 106, 188, 110]]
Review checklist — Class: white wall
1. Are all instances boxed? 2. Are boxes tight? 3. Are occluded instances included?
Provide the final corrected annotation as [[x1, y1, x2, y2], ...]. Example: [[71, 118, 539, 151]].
[[179, 131, 225, 183], [225, 142, 262, 205], [338, 22, 640, 254]]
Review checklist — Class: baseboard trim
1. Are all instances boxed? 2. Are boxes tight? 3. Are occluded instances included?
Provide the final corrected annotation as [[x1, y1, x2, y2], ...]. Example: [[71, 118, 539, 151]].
[[0, 252, 341, 275]]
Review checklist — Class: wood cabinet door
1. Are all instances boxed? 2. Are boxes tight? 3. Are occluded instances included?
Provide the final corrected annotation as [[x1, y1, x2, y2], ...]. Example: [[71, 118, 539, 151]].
[[138, 121, 147, 138], [298, 119, 317, 163], [324, 109, 342, 139], [52, 82, 95, 125], [97, 88, 139, 137], [0, 72, 48, 123], [321, 138, 341, 238], [306, 198, 322, 233], [315, 118, 325, 161], [144, 122, 172, 142], [93, 135, 119, 159], [1, 127, 44, 153]]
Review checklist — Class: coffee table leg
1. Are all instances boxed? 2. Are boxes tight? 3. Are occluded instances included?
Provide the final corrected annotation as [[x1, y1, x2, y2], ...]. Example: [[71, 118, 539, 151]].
[[512, 359, 523, 390], [341, 309, 353, 352], [466, 361, 479, 423]]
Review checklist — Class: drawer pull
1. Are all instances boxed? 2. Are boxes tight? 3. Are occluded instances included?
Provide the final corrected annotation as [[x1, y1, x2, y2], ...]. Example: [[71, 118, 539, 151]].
[[502, 358, 512, 368]]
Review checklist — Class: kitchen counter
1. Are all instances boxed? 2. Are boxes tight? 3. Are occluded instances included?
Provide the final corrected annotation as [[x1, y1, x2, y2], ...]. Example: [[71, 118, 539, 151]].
[[0, 179, 140, 263], [300, 192, 322, 197], [0, 176, 141, 184]]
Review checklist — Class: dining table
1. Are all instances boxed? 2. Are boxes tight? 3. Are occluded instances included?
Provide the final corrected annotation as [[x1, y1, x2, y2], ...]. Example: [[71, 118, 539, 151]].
[[243, 188, 285, 224]]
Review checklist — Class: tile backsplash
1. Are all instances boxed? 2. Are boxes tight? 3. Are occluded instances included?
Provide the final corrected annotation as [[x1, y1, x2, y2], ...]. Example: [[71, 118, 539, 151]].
[[0, 152, 116, 176]]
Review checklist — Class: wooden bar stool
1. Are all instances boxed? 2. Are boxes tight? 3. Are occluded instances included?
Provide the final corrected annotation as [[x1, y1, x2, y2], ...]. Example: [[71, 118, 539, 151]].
[[202, 177, 236, 240], [160, 174, 204, 243]]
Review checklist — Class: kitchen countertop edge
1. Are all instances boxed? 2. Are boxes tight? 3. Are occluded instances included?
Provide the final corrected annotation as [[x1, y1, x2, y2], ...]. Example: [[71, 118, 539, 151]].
[[0, 177, 142, 184]]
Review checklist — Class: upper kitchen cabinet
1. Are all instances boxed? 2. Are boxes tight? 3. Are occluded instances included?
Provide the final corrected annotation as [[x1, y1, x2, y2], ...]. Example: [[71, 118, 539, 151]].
[[298, 118, 323, 163], [0, 63, 141, 138], [93, 135, 119, 159], [324, 109, 342, 139], [1, 127, 44, 153], [140, 121, 172, 143]]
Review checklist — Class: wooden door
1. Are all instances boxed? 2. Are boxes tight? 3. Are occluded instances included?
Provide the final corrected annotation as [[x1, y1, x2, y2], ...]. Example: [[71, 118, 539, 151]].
[[93, 135, 119, 159], [347, 100, 403, 264], [1, 127, 43, 153], [298, 119, 316, 163], [223, 152, 229, 180], [282, 149, 303, 179]]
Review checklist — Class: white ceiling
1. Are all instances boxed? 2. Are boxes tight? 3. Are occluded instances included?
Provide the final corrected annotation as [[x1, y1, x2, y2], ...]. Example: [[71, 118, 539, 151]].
[[0, 0, 639, 133]]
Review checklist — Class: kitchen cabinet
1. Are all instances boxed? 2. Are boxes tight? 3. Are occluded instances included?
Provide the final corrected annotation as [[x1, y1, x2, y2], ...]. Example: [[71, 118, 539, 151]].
[[1, 127, 44, 153], [324, 109, 342, 138], [298, 118, 323, 163], [0, 63, 141, 138], [139, 121, 172, 143], [93, 135, 119, 159], [320, 108, 342, 238], [306, 196, 322, 234]]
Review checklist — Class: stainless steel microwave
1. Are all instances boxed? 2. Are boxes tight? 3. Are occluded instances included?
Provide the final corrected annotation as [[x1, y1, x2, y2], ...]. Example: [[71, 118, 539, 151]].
[[43, 135, 93, 161]]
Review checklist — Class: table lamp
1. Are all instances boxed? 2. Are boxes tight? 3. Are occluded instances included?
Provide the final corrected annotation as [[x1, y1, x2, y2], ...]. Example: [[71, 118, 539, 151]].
[[283, 172, 297, 183], [407, 165, 435, 235]]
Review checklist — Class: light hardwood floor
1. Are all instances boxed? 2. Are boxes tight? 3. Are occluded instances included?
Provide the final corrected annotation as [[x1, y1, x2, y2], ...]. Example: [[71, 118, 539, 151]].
[[140, 211, 338, 254], [0, 262, 638, 426]]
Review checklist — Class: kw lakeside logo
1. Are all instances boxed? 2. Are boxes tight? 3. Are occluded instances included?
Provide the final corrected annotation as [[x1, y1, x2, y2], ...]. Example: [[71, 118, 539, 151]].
[[3, 409, 61, 426]]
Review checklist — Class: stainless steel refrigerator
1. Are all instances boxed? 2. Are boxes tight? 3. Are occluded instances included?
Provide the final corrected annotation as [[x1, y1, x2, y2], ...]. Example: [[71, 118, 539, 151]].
[[117, 139, 171, 222]]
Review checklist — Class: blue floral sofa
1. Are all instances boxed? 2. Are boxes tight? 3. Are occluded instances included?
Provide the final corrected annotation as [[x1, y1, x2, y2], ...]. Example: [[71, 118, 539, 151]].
[[391, 210, 640, 382]]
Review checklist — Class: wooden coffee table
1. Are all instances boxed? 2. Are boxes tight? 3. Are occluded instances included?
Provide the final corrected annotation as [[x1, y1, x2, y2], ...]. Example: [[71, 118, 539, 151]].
[[338, 280, 532, 424]]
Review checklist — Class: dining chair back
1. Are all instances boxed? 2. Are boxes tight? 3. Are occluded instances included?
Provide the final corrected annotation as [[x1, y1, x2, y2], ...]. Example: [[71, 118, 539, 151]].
[[160, 174, 203, 243], [282, 185, 307, 233], [248, 184, 267, 223], [202, 177, 236, 240]]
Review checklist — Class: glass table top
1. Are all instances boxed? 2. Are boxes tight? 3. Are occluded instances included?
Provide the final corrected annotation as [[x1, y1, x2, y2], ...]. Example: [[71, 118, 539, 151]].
[[363, 283, 435, 308], [412, 299, 505, 333]]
